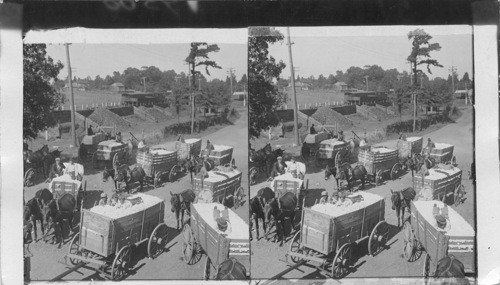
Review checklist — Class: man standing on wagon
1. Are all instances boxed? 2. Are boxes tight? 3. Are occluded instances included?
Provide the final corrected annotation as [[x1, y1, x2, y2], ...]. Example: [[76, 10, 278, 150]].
[[47, 157, 65, 181], [269, 156, 287, 179]]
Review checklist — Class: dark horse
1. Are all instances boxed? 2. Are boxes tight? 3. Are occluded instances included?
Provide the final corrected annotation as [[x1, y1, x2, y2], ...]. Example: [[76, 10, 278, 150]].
[[325, 163, 367, 191], [41, 194, 76, 248], [103, 165, 146, 193], [263, 192, 298, 246], [250, 144, 283, 179], [25, 189, 54, 241], [27, 144, 50, 177], [250, 187, 275, 241], [391, 187, 416, 228], [433, 255, 470, 284], [170, 190, 196, 230], [216, 258, 248, 280]]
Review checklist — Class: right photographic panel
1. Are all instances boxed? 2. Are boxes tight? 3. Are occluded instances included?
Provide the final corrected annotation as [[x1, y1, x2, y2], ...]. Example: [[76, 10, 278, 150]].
[[249, 26, 475, 282]]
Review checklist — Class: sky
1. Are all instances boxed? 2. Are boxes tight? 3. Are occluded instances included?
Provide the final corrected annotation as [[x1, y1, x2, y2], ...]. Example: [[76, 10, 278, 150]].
[[45, 43, 247, 81], [24, 28, 248, 81], [268, 26, 473, 81]]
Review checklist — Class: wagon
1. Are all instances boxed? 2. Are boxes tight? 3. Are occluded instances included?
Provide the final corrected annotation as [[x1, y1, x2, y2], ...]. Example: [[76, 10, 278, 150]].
[[423, 142, 455, 165], [270, 161, 308, 202], [193, 168, 244, 208], [403, 200, 475, 279], [300, 132, 330, 161], [66, 193, 169, 281], [397, 136, 423, 168], [49, 164, 86, 210], [175, 138, 202, 161], [414, 164, 464, 205], [136, 148, 181, 187], [315, 139, 350, 168], [202, 144, 233, 167], [286, 191, 389, 278], [358, 146, 403, 185], [182, 203, 250, 280], [79, 133, 106, 160], [92, 140, 129, 169]]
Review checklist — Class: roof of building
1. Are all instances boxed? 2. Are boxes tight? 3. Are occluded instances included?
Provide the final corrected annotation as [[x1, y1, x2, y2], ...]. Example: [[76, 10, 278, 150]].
[[111, 82, 124, 87], [334, 82, 347, 86], [233, 91, 248, 95]]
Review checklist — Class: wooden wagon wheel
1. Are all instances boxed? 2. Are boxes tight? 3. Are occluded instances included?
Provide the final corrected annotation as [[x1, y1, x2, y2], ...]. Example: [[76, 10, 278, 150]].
[[169, 165, 181, 182], [331, 243, 352, 279], [249, 167, 258, 185], [368, 221, 389, 256], [148, 223, 169, 259], [182, 224, 197, 264], [402, 221, 420, 262], [112, 153, 120, 169], [288, 231, 307, 263], [24, 168, 36, 187], [203, 256, 214, 280], [92, 151, 100, 169], [111, 245, 132, 281], [67, 234, 83, 265], [422, 252, 431, 280], [233, 186, 245, 209], [334, 151, 342, 169], [390, 163, 402, 180], [375, 169, 384, 185], [153, 171, 163, 188]]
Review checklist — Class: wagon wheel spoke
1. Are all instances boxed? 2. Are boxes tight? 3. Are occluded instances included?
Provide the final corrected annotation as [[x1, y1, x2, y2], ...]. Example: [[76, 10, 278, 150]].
[[368, 221, 389, 256], [112, 246, 131, 281], [332, 243, 351, 279], [148, 223, 169, 259]]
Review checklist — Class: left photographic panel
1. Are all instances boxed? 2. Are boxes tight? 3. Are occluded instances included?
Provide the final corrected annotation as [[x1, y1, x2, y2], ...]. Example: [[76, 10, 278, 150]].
[[22, 29, 249, 281]]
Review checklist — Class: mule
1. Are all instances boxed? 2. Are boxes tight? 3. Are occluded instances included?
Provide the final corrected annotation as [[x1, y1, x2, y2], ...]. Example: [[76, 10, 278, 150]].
[[391, 187, 416, 228], [324, 164, 340, 188], [170, 190, 196, 230], [27, 145, 49, 178], [250, 187, 275, 241], [41, 194, 76, 247], [216, 257, 248, 280], [327, 164, 367, 192], [103, 165, 145, 193], [25, 188, 54, 241], [433, 255, 470, 285], [263, 192, 298, 246]]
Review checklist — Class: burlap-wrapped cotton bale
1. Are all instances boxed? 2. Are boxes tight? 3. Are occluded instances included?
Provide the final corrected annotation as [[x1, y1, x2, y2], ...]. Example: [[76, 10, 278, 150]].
[[317, 139, 349, 159], [81, 133, 106, 145], [175, 138, 202, 160], [136, 148, 177, 176], [304, 132, 329, 144], [192, 169, 242, 201], [397, 136, 423, 158], [414, 166, 462, 200], [210, 145, 233, 157], [431, 143, 454, 155]]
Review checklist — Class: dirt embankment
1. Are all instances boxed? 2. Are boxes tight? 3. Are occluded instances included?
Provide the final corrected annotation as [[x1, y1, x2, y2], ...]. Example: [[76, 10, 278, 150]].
[[311, 106, 353, 130], [88, 107, 131, 131]]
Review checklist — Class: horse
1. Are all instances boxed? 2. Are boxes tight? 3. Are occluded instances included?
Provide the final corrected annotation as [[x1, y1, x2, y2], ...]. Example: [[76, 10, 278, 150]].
[[216, 257, 248, 280], [327, 163, 367, 192], [25, 188, 54, 241], [41, 194, 76, 247], [170, 189, 196, 230], [433, 255, 470, 285], [263, 192, 298, 246], [405, 154, 418, 177], [391, 187, 416, 228], [102, 165, 145, 193], [27, 145, 50, 178], [250, 187, 275, 241]]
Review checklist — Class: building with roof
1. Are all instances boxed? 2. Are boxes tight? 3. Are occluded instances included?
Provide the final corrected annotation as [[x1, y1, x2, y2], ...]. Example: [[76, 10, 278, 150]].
[[121, 92, 167, 107], [110, 82, 125, 92], [64, 82, 87, 91], [344, 91, 388, 106], [232, 91, 247, 101]]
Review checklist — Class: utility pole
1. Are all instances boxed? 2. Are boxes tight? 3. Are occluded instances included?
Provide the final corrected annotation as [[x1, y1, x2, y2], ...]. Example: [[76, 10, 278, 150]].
[[227, 68, 235, 96], [198, 76, 202, 91], [141, 77, 146, 92], [65, 43, 77, 147], [364, 75, 369, 91], [287, 27, 300, 146], [188, 63, 196, 134], [449, 66, 457, 92]]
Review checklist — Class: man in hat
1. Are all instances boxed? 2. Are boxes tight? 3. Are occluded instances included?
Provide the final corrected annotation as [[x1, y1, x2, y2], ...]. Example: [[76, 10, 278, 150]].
[[269, 156, 287, 179], [108, 193, 119, 206], [286, 156, 299, 177], [319, 191, 329, 204], [337, 192, 352, 207], [48, 157, 65, 181], [329, 191, 339, 204], [338, 130, 345, 141], [425, 138, 435, 155], [87, 125, 94, 136], [204, 140, 215, 156], [435, 215, 448, 231], [115, 132, 122, 143], [310, 124, 317, 135], [98, 193, 108, 206], [216, 217, 232, 234]]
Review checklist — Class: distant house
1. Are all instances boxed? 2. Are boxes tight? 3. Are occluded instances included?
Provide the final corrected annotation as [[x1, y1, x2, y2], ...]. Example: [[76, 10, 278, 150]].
[[232, 91, 247, 101], [288, 81, 310, 91], [64, 83, 87, 91], [334, 82, 348, 92], [454, 89, 469, 99], [110, 82, 125, 92], [344, 91, 388, 106], [121, 92, 166, 107]]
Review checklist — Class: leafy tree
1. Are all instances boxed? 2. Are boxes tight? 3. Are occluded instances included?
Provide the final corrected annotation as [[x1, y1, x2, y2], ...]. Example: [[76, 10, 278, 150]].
[[407, 29, 443, 86], [104, 75, 114, 86], [248, 27, 287, 138], [23, 44, 64, 140]]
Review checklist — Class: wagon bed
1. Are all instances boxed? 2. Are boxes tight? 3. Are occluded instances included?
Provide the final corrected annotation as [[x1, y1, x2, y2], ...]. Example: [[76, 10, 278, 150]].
[[204, 144, 233, 166], [358, 146, 402, 183], [414, 165, 463, 203], [182, 203, 250, 279], [49, 173, 86, 210], [175, 138, 202, 160], [92, 140, 129, 169], [136, 148, 180, 186], [397, 136, 423, 159], [270, 172, 306, 199], [424, 142, 455, 164], [286, 191, 388, 278], [404, 200, 475, 277], [193, 168, 242, 205]]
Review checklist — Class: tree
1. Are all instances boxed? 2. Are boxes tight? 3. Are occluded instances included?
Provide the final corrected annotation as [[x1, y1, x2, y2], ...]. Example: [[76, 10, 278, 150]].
[[185, 42, 222, 133], [248, 27, 287, 138], [23, 44, 64, 140]]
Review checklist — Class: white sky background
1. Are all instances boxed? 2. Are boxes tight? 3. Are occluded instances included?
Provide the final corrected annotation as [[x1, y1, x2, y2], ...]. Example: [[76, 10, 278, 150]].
[[269, 26, 473, 81], [24, 28, 248, 81]]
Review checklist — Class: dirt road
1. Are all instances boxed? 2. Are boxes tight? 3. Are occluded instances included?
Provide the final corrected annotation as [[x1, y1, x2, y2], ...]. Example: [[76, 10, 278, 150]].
[[25, 107, 248, 281], [250, 107, 475, 280]]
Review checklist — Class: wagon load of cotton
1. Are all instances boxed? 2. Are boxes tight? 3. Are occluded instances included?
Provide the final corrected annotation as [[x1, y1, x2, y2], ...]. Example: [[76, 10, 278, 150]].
[[358, 146, 398, 164], [192, 203, 249, 240], [310, 191, 384, 218], [397, 136, 423, 158], [90, 193, 164, 219], [304, 132, 329, 144], [414, 165, 462, 192], [175, 138, 202, 160], [192, 169, 242, 193], [136, 148, 176, 174]]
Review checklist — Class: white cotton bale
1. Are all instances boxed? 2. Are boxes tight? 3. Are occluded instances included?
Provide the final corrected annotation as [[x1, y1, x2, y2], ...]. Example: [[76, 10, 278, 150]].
[[90, 193, 163, 219], [310, 191, 383, 218], [192, 203, 249, 240]]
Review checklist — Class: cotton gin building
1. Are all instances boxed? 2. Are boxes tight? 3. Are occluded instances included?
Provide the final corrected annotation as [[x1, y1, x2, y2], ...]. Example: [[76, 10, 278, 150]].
[[121, 92, 167, 107], [344, 91, 389, 106]]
